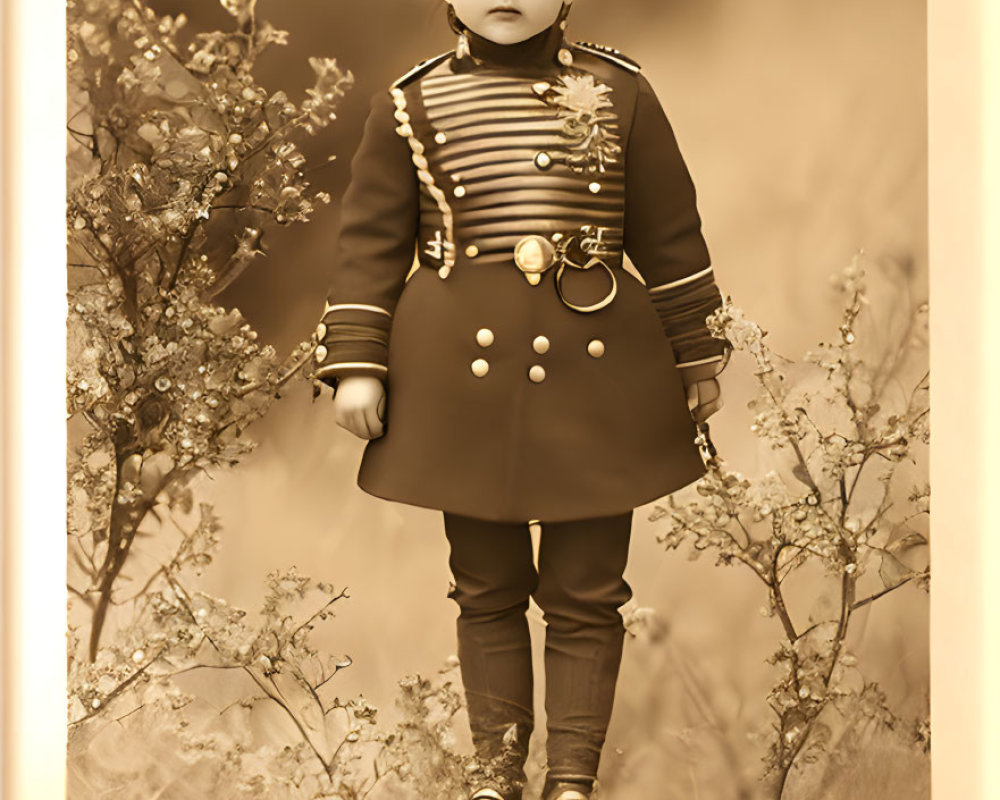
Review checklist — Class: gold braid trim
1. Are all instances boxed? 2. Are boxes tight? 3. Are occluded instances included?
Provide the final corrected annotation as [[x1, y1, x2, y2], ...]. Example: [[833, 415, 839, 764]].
[[389, 87, 456, 279]]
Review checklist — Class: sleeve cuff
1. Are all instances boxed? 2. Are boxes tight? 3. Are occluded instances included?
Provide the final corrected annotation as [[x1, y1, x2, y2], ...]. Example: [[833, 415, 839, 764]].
[[311, 301, 393, 387]]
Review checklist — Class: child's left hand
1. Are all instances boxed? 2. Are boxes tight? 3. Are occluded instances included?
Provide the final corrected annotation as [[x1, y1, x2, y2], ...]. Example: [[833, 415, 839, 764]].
[[679, 362, 724, 423], [686, 378, 723, 424]]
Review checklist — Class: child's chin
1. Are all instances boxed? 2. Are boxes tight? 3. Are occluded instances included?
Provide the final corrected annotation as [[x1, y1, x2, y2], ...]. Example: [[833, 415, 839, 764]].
[[476, 21, 540, 45]]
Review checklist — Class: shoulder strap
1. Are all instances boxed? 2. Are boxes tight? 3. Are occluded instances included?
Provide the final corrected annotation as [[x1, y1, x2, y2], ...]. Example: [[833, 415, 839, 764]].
[[390, 50, 455, 90], [570, 41, 641, 73]]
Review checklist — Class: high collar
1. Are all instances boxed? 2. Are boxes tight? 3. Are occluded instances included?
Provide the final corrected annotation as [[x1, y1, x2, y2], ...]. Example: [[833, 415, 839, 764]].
[[461, 17, 567, 70]]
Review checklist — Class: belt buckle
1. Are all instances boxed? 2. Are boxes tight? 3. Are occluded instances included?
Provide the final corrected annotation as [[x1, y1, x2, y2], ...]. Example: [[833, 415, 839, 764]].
[[513, 234, 557, 285]]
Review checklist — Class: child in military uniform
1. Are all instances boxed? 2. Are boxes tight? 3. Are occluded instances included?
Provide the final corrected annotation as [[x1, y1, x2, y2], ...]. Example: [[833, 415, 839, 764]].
[[312, 1, 730, 798]]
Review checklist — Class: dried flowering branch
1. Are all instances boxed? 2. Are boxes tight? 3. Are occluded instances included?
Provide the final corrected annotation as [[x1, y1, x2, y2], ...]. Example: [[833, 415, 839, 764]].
[[66, 0, 352, 661], [64, 4, 504, 797], [650, 254, 929, 798], [67, 557, 396, 798]]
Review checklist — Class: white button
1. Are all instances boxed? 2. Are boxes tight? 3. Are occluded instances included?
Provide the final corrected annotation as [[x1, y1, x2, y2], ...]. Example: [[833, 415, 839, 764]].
[[587, 339, 606, 357], [472, 358, 490, 377], [465, 244, 480, 258], [434, 131, 448, 144], [534, 151, 552, 169], [314, 345, 328, 362], [315, 322, 327, 340], [476, 328, 495, 347], [558, 48, 574, 66], [532, 335, 550, 354], [454, 185, 467, 197], [528, 365, 546, 383], [588, 182, 602, 193]]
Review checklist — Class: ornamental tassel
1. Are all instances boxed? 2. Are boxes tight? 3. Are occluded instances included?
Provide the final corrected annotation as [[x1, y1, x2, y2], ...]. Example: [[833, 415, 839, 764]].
[[456, 30, 471, 60]]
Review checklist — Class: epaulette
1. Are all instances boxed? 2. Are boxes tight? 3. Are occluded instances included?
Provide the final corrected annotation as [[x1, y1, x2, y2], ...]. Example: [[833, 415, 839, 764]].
[[390, 51, 455, 90], [570, 41, 641, 73]]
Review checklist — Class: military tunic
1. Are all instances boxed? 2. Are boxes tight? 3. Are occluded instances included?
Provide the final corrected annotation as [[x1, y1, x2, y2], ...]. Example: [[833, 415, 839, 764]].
[[311, 21, 731, 523]]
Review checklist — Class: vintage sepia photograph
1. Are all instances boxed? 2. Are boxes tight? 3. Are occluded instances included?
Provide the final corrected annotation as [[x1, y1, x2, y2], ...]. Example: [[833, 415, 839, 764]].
[[54, 0, 938, 797]]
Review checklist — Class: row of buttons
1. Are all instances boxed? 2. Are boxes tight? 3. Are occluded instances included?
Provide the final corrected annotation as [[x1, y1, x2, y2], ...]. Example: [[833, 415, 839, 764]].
[[469, 327, 605, 382]]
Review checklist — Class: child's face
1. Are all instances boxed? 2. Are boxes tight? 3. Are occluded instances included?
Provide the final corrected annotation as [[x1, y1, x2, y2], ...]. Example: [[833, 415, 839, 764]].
[[446, 0, 569, 45]]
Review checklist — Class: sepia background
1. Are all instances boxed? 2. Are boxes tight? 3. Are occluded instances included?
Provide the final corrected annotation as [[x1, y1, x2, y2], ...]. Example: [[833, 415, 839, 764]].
[[126, 0, 930, 795]]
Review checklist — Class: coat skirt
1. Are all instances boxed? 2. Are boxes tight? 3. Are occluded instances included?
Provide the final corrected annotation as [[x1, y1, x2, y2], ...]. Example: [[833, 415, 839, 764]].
[[356, 253, 707, 523]]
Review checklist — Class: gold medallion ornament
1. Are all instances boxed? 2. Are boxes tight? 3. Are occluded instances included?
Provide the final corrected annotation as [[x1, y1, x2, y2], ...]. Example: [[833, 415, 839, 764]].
[[535, 73, 623, 174], [513, 235, 557, 285]]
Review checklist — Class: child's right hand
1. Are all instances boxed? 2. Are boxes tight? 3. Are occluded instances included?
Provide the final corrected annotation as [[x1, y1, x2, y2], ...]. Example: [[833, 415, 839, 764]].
[[332, 375, 386, 439]]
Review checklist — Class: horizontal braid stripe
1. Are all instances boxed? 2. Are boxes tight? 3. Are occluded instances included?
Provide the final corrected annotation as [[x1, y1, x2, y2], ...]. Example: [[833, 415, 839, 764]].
[[459, 193, 622, 215], [323, 302, 392, 317], [648, 276, 717, 305], [438, 158, 584, 181], [676, 354, 726, 367], [433, 117, 566, 137], [462, 189, 622, 211], [427, 96, 546, 117], [423, 88, 535, 108], [648, 266, 715, 293], [314, 362, 388, 378], [421, 76, 535, 93], [456, 174, 623, 193]]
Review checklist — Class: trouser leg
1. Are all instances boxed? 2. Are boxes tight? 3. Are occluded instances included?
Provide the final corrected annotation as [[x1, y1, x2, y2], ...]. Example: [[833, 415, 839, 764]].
[[531, 510, 634, 795], [442, 511, 539, 792]]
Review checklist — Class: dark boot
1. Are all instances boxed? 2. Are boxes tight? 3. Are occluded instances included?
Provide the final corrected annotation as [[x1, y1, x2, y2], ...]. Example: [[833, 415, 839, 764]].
[[465, 718, 530, 800], [542, 777, 593, 800]]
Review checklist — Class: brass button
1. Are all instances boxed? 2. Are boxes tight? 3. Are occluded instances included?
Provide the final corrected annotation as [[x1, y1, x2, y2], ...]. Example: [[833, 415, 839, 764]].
[[532, 335, 550, 354], [587, 339, 606, 358], [465, 244, 480, 258], [534, 151, 552, 170], [557, 48, 574, 66], [476, 328, 495, 347], [315, 322, 327, 340], [588, 181, 602, 194], [528, 364, 546, 383], [434, 131, 448, 144], [454, 185, 467, 198], [314, 344, 328, 362], [471, 358, 490, 377]]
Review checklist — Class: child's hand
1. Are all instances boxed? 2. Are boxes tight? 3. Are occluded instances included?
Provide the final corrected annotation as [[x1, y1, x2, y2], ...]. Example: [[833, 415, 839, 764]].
[[686, 378, 723, 424], [332, 376, 386, 439]]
